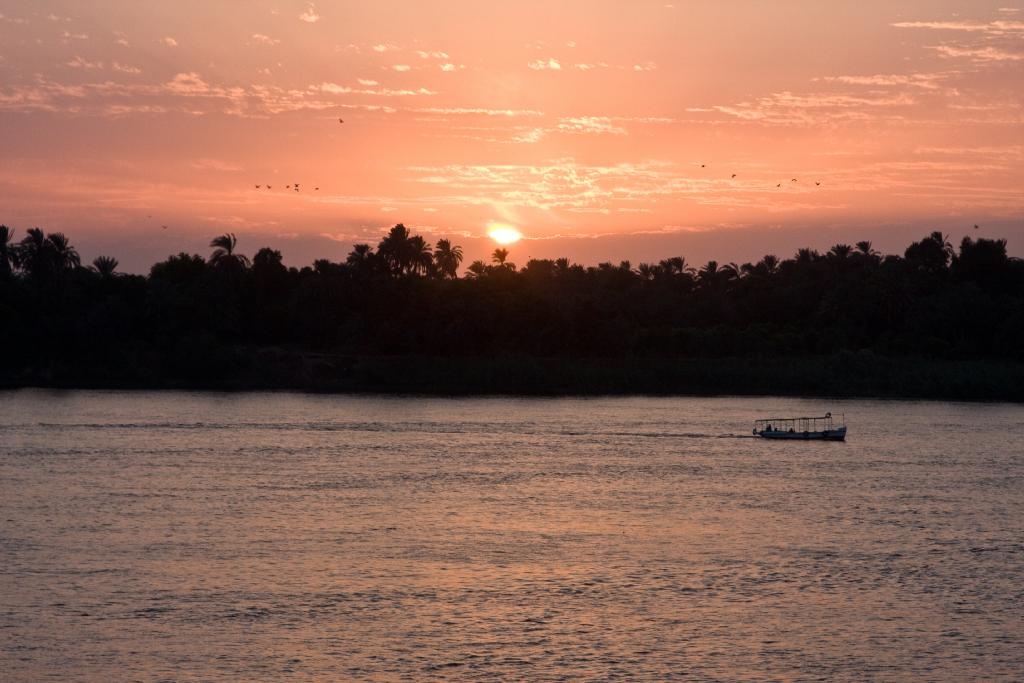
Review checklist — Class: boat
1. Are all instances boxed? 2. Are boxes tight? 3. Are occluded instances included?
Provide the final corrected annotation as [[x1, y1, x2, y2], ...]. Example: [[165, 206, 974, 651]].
[[753, 412, 846, 440]]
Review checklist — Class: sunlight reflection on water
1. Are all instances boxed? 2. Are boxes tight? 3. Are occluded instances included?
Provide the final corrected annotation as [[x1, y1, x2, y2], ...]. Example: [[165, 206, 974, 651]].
[[1, 391, 1022, 681]]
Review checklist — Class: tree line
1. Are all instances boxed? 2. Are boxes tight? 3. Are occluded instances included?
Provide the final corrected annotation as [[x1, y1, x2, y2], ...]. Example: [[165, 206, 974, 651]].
[[1, 222, 1022, 389]]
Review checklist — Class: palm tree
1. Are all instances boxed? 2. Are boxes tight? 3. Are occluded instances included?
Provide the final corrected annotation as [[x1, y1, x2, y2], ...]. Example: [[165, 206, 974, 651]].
[[658, 256, 696, 277], [15, 227, 48, 277], [795, 247, 819, 265], [433, 239, 463, 279], [697, 260, 721, 289], [465, 260, 487, 278], [855, 241, 877, 257], [408, 235, 434, 276], [46, 233, 80, 271], [209, 233, 250, 270], [377, 223, 413, 275], [91, 256, 119, 278], [0, 225, 13, 278], [829, 244, 853, 260], [346, 243, 374, 268], [759, 254, 780, 275], [492, 248, 509, 266], [636, 263, 657, 281], [698, 260, 738, 289]]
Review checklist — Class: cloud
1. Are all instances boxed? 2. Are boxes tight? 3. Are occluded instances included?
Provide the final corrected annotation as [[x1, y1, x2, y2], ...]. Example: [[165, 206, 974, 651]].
[[708, 90, 919, 126], [556, 116, 627, 135], [820, 72, 950, 90], [61, 30, 89, 40], [162, 37, 178, 47], [191, 158, 243, 172], [299, 3, 320, 23], [891, 19, 1024, 35], [165, 72, 210, 95], [529, 58, 562, 70], [412, 107, 545, 117], [316, 82, 436, 96], [392, 64, 411, 72], [406, 159, 702, 213], [930, 44, 1024, 61], [67, 56, 103, 70], [372, 43, 397, 52], [357, 78, 378, 86], [416, 50, 449, 59], [251, 33, 280, 46], [633, 62, 658, 71], [113, 31, 129, 47], [112, 62, 142, 74]]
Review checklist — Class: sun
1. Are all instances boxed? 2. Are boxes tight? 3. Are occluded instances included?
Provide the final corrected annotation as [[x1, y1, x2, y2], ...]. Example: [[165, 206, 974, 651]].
[[488, 223, 522, 245]]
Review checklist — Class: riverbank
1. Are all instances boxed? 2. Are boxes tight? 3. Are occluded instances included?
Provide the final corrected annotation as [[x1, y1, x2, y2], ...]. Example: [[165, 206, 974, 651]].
[[4, 349, 1023, 401]]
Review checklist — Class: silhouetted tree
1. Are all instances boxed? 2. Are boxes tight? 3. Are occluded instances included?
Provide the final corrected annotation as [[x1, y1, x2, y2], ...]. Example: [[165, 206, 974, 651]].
[[434, 239, 463, 279], [209, 233, 250, 270], [408, 235, 433, 276], [91, 256, 119, 278], [0, 225, 13, 279], [378, 224, 413, 275], [905, 231, 952, 274], [2, 224, 1022, 393]]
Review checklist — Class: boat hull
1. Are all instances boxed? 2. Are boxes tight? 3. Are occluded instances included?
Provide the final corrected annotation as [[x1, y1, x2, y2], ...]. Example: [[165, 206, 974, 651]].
[[758, 426, 846, 441]]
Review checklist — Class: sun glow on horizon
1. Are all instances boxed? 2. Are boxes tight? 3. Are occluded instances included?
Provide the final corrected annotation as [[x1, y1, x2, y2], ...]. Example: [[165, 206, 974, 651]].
[[488, 224, 523, 245]]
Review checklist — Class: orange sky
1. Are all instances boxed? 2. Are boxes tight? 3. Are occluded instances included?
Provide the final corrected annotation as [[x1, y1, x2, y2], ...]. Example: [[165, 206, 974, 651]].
[[1, 1, 1022, 271]]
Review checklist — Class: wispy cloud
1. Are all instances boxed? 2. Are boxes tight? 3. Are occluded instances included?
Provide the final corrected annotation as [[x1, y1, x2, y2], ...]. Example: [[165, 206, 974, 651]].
[[411, 107, 545, 117], [251, 33, 280, 46], [891, 19, 1024, 35], [930, 44, 1024, 61], [528, 58, 561, 70], [161, 37, 177, 47], [299, 3, 320, 23], [67, 56, 103, 70], [316, 81, 436, 96]]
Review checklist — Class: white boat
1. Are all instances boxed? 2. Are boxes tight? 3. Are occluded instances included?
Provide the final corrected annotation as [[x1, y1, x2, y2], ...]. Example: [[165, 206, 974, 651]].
[[753, 412, 846, 441]]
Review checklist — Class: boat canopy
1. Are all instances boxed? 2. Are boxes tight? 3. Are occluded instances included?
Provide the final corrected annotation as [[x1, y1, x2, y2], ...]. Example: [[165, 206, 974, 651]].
[[753, 413, 843, 433]]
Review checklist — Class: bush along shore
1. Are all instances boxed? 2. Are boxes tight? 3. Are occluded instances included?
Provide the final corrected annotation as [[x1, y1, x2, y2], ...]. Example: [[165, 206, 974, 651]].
[[1, 224, 1022, 400]]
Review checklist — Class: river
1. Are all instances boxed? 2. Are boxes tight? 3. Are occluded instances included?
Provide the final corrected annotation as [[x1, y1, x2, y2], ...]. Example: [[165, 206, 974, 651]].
[[2, 390, 1022, 680]]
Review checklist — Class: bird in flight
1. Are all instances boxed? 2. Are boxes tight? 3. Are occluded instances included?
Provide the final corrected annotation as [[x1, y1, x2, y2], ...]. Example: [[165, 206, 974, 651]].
[[267, 184, 272, 189], [339, 118, 344, 123], [974, 224, 979, 230], [791, 178, 798, 182], [255, 184, 261, 189], [285, 185, 291, 189], [731, 174, 737, 179], [815, 181, 821, 186], [161, 225, 168, 230], [314, 187, 320, 191], [701, 164, 706, 168], [776, 183, 782, 188]]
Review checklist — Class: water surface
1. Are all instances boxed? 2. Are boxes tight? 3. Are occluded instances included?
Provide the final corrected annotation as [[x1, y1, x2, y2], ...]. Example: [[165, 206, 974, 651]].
[[2, 391, 1022, 680]]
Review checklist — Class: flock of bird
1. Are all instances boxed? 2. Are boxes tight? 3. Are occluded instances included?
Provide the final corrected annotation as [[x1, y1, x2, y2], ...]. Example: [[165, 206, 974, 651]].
[[700, 164, 822, 189], [253, 183, 320, 192]]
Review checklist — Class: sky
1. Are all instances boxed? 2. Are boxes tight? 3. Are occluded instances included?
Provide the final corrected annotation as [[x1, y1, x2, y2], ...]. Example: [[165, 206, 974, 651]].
[[1, 0, 1022, 272]]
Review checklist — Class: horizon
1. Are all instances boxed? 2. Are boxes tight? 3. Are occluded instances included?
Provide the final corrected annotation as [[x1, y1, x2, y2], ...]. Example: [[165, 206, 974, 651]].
[[1, 1, 1022, 272]]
